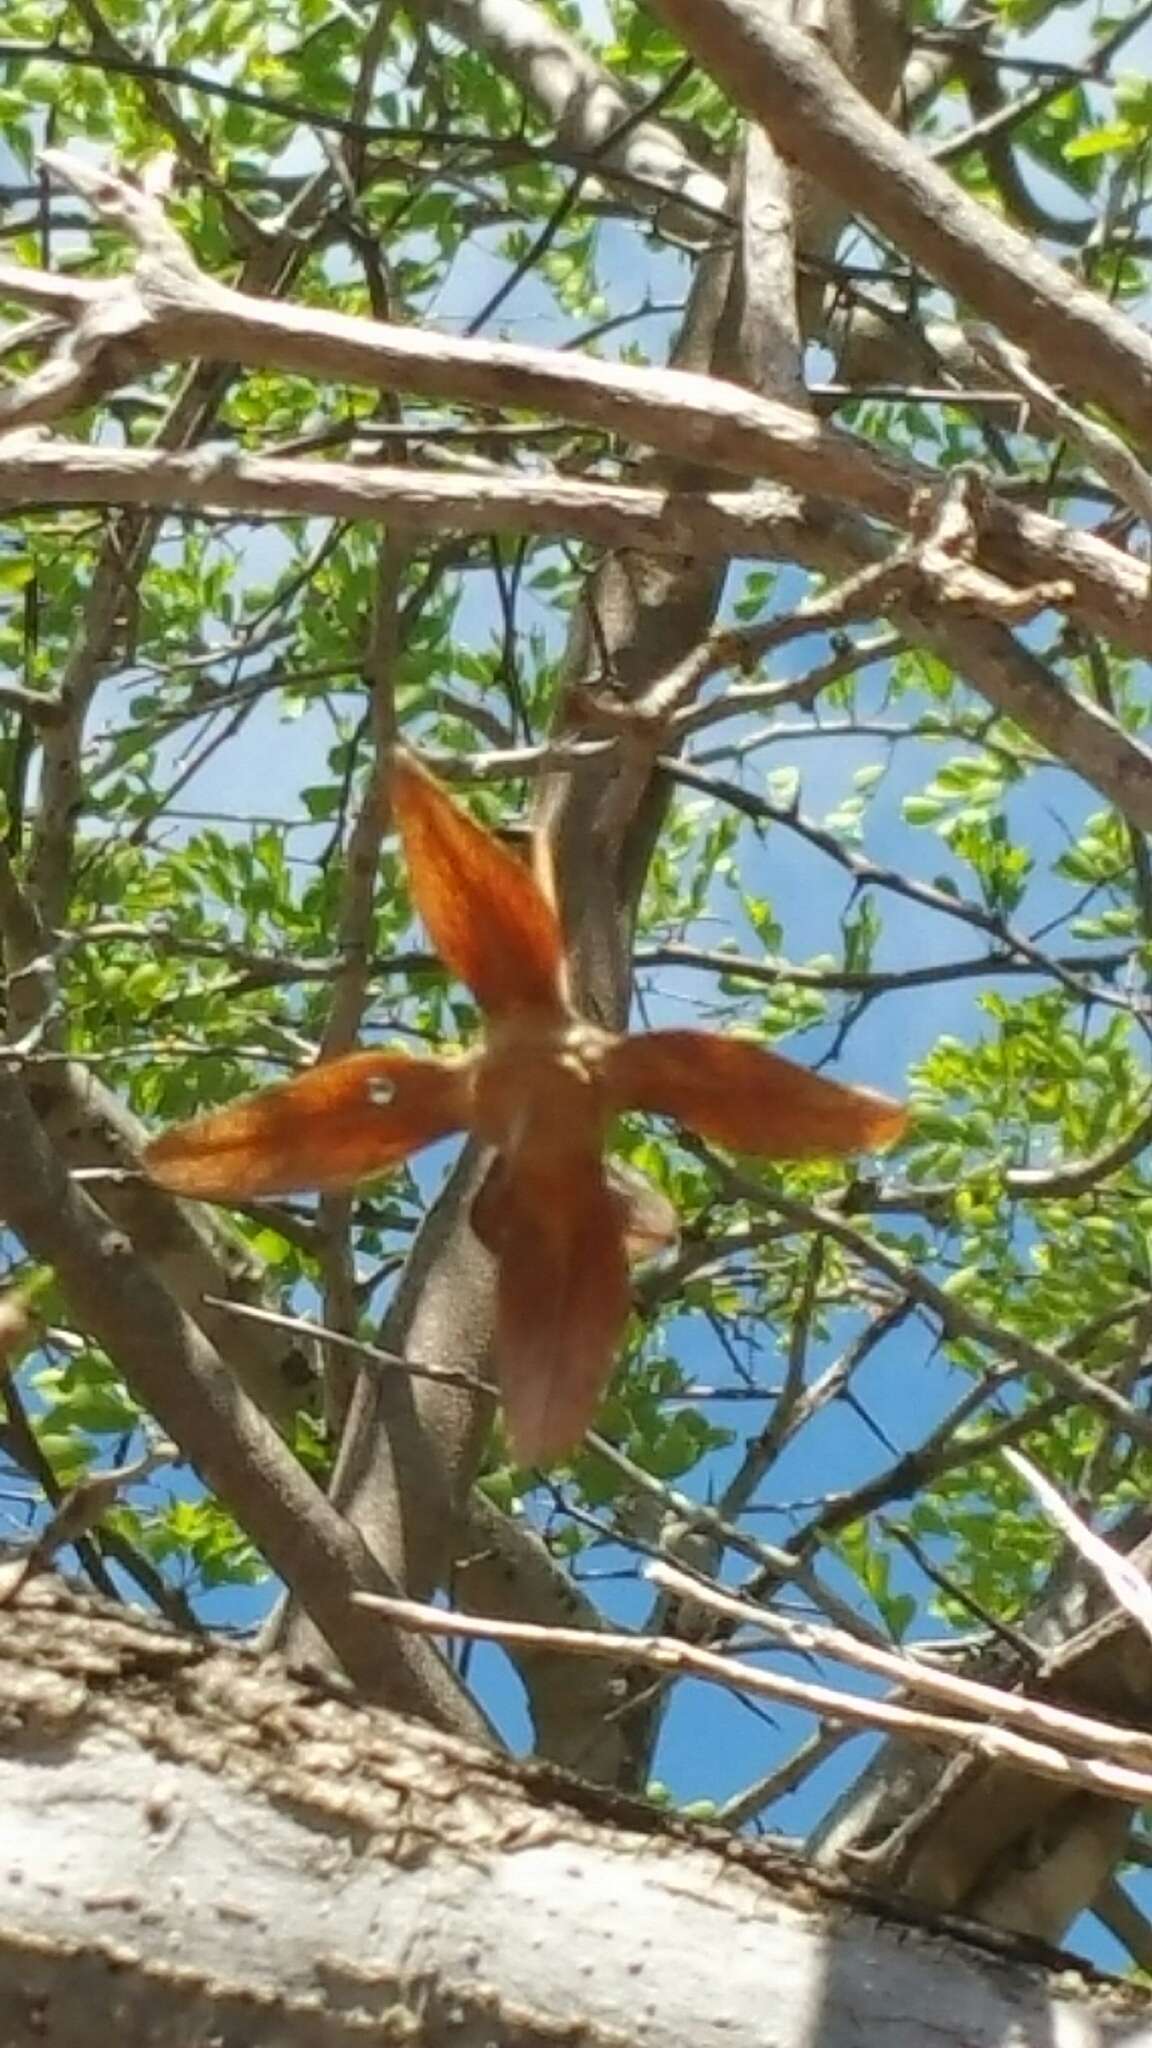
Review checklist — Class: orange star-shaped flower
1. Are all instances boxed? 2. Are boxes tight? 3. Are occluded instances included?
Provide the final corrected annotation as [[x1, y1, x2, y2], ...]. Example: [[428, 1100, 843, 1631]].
[[146, 752, 906, 1462]]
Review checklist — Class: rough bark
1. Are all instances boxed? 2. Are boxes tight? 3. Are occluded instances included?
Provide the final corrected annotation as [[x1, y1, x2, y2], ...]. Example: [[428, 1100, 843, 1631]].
[[1, 1581, 1149, 2048]]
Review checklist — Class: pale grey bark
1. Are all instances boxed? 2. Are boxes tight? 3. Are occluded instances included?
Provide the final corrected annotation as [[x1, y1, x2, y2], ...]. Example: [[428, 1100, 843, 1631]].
[[2, 1583, 1149, 2048], [413, 0, 728, 239]]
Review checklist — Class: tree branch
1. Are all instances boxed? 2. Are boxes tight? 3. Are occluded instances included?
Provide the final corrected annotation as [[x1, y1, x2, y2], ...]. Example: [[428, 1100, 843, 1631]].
[[0, 1065, 494, 1743], [647, 0, 1152, 443], [6, 428, 1152, 829]]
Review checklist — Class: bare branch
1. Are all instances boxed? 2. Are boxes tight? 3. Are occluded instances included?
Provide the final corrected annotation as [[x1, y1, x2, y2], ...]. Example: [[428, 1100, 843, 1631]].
[[413, 0, 727, 236], [357, 1586, 1152, 1808], [1093, 1877, 1152, 1975], [0, 1065, 495, 1743], [0, 1437, 176, 1606], [1004, 1451, 1152, 1651], [966, 326, 1152, 530], [6, 426, 1152, 827], [722, 1169, 1152, 1453], [646, 0, 1152, 443], [646, 1562, 1152, 1771], [1005, 1101, 1152, 1200]]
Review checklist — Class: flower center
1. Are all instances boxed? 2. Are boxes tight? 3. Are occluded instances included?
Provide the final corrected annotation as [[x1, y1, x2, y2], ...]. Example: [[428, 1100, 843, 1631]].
[[472, 1013, 614, 1165]]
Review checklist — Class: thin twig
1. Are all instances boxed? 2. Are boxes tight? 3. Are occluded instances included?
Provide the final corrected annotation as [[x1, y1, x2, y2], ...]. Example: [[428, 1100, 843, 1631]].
[[1004, 1447, 1152, 1650], [354, 1586, 1152, 1807]]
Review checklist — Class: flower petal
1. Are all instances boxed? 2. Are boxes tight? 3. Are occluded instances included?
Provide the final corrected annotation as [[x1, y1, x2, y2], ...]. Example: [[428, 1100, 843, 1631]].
[[606, 1031, 907, 1158], [471, 1152, 631, 1464], [390, 749, 566, 1017], [145, 1048, 472, 1200]]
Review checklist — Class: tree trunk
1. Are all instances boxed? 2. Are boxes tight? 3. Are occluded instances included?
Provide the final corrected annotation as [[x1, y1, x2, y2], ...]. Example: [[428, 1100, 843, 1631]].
[[1, 1580, 1148, 2047]]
